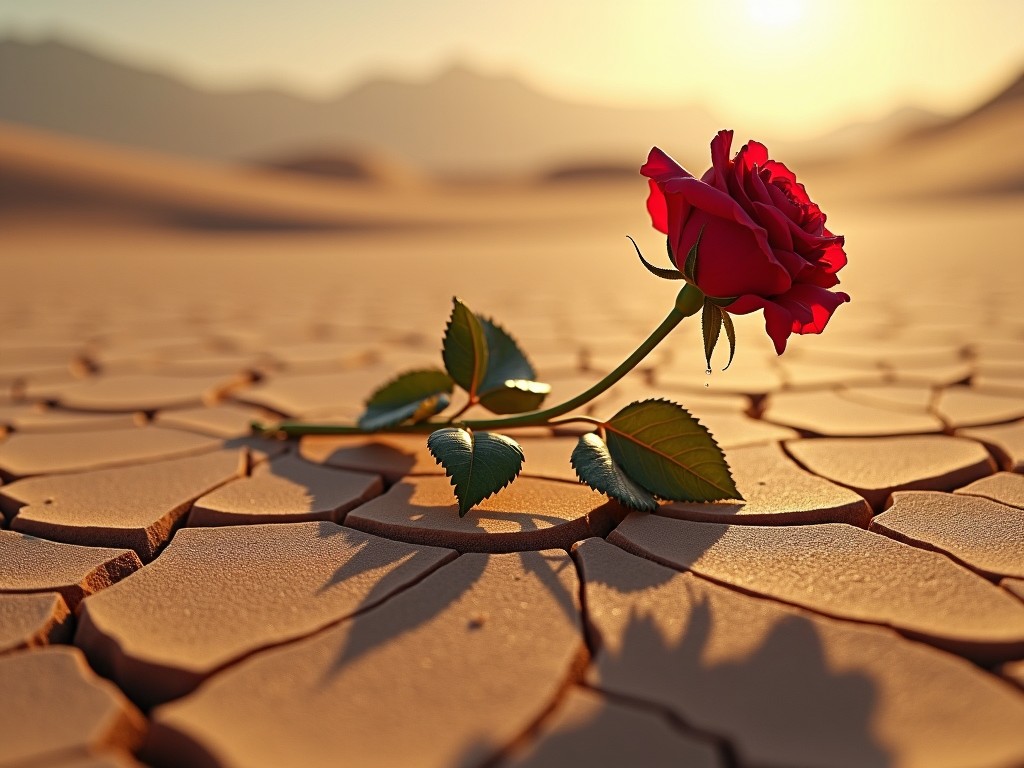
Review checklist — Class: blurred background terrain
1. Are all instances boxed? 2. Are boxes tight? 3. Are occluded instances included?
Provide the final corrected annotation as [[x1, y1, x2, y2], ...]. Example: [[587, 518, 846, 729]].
[[0, 0, 1022, 362], [1, 0, 1022, 220]]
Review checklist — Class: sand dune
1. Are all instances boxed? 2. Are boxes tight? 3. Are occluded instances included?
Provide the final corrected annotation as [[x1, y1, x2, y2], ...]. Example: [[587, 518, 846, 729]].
[[251, 149, 423, 187], [804, 103, 1024, 201], [0, 49, 1020, 235], [0, 121, 413, 229], [0, 38, 718, 176], [1, 37, 1021, 203], [801, 71, 1024, 200], [0, 121, 657, 232]]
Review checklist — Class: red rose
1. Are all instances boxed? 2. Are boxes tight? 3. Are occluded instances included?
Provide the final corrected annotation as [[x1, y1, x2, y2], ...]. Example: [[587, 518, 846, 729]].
[[641, 130, 850, 354]]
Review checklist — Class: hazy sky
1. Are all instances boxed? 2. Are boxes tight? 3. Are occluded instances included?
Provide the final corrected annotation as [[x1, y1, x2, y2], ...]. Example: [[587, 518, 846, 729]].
[[1, 0, 1021, 137]]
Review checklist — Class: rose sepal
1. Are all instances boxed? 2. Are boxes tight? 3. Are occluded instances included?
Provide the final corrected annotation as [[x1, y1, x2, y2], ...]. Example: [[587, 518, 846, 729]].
[[627, 236, 684, 281]]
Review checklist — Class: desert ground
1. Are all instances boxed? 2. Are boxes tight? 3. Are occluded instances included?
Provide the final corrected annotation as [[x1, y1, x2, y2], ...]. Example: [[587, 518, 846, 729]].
[[1, 113, 1024, 768]]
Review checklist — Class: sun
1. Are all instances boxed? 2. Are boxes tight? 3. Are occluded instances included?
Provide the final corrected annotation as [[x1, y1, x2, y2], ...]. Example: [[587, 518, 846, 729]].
[[746, 0, 806, 28]]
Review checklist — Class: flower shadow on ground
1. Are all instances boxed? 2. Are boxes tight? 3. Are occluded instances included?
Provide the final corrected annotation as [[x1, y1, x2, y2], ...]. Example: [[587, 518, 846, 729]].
[[308, 439, 420, 483], [441, 553, 890, 767], [581, 564, 890, 768], [309, 470, 704, 681], [316, 549, 581, 680]]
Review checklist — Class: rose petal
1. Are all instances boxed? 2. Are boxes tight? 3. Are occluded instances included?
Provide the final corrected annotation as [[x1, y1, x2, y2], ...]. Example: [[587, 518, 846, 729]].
[[678, 212, 792, 298], [746, 165, 776, 207], [785, 217, 844, 256], [800, 266, 842, 289], [767, 183, 802, 223], [776, 294, 817, 327], [735, 140, 770, 171], [782, 284, 851, 334], [817, 239, 848, 274], [660, 177, 791, 296], [727, 295, 796, 355], [645, 134, 849, 354], [640, 146, 690, 184], [752, 201, 795, 250], [645, 178, 669, 234], [763, 159, 812, 207], [772, 248, 810, 278], [783, 285, 849, 331], [726, 171, 757, 219], [708, 130, 734, 193], [803, 206, 826, 236], [710, 131, 734, 168], [729, 284, 850, 353], [662, 177, 766, 234], [640, 147, 694, 235]]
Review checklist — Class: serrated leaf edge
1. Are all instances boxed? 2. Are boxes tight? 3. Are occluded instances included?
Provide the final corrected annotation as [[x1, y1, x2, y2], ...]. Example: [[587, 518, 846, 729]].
[[477, 314, 539, 391], [363, 368, 454, 408], [359, 369, 454, 430], [426, 428, 525, 516], [570, 432, 658, 512], [442, 298, 489, 397], [604, 398, 741, 501]]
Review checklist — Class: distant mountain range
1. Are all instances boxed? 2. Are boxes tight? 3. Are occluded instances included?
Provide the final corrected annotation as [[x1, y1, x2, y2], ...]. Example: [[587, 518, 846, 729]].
[[1, 42, 1020, 231], [0, 37, 725, 176], [0, 36, 954, 177]]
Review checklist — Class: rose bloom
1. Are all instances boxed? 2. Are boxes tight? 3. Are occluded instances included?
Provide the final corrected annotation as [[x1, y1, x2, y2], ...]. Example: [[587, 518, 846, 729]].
[[642, 130, 850, 354]]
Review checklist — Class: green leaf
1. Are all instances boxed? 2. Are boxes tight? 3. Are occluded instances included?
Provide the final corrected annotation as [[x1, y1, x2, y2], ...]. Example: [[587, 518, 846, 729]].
[[411, 393, 451, 422], [479, 317, 534, 388], [571, 432, 658, 512], [479, 378, 552, 414], [702, 300, 723, 371], [682, 225, 705, 283], [603, 399, 740, 503], [627, 236, 683, 280], [477, 317, 551, 413], [358, 369, 454, 431], [442, 297, 489, 397], [426, 428, 525, 516], [720, 310, 737, 371]]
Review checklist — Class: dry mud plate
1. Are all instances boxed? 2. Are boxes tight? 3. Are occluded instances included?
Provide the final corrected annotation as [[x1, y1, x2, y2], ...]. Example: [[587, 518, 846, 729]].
[[3, 189, 1024, 767]]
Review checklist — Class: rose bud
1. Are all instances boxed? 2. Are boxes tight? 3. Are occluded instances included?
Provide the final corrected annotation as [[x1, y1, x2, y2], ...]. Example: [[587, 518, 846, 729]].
[[641, 130, 850, 354]]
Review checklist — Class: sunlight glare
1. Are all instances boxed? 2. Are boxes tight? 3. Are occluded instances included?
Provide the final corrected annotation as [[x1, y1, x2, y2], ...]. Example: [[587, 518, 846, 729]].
[[746, 0, 806, 28]]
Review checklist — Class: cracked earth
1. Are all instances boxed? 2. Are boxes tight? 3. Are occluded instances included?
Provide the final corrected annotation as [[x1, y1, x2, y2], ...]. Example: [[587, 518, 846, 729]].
[[1, 187, 1023, 768]]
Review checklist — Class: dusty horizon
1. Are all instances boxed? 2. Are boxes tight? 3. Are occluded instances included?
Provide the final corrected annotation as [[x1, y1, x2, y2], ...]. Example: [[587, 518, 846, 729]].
[[2, 4, 1024, 767], [2, 0, 1022, 140]]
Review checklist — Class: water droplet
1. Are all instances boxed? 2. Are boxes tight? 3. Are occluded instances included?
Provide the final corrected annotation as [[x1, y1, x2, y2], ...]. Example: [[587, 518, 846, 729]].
[[705, 367, 712, 376], [704, 382, 709, 388]]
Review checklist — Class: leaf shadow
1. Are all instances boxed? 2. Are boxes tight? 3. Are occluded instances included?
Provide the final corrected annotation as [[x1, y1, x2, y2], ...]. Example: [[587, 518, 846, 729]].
[[350, 480, 621, 552], [309, 494, 710, 698], [585, 551, 891, 767], [486, 684, 723, 768], [312, 438, 422, 484], [314, 527, 456, 606], [315, 550, 487, 686], [261, 452, 383, 522], [316, 546, 583, 686]]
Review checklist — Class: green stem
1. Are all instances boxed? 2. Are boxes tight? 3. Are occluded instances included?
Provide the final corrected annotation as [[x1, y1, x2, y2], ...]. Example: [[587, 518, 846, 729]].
[[262, 285, 704, 438], [547, 415, 604, 428], [445, 398, 476, 424]]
